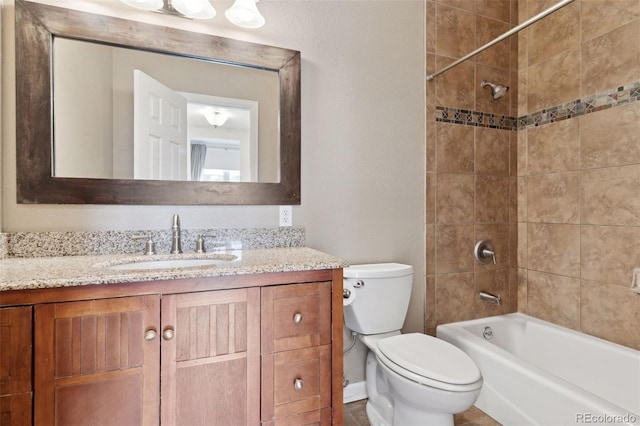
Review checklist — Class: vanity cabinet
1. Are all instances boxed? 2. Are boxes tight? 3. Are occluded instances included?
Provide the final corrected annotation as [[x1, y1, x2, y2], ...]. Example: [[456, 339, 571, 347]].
[[261, 282, 332, 425], [34, 296, 160, 425], [0, 306, 33, 426], [1, 269, 343, 425]]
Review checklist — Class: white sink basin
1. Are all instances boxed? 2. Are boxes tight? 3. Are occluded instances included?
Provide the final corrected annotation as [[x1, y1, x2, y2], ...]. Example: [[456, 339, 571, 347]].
[[106, 256, 237, 271]]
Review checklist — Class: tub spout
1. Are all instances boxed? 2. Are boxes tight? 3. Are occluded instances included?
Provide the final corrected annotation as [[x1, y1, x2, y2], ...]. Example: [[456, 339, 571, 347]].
[[479, 291, 502, 306]]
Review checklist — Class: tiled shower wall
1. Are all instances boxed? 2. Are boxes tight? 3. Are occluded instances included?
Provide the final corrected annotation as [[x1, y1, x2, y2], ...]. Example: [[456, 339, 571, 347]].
[[427, 0, 640, 350], [517, 0, 640, 349], [426, 0, 519, 335]]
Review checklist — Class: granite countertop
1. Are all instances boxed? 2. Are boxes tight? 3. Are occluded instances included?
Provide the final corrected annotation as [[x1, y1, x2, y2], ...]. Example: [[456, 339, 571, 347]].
[[0, 247, 348, 292]]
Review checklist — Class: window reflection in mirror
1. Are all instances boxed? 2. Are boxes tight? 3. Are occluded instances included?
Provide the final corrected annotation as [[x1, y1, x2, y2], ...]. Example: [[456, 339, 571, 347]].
[[52, 37, 279, 183]]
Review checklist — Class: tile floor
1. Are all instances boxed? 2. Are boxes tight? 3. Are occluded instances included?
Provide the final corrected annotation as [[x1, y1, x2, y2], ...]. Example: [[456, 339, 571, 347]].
[[344, 400, 502, 426]]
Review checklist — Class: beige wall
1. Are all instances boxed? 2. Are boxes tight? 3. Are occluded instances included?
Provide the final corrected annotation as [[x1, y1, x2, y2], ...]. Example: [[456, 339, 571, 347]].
[[426, 0, 519, 335], [517, 0, 640, 349], [2, 0, 426, 385]]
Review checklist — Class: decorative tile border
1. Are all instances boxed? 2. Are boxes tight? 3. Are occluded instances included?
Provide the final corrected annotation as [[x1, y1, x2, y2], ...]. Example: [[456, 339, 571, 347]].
[[435, 107, 516, 130], [435, 80, 640, 131], [5, 227, 305, 258]]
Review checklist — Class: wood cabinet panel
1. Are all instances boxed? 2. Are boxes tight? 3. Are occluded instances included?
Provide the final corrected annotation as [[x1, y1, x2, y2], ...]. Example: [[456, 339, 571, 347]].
[[0, 393, 32, 426], [0, 306, 32, 396], [34, 295, 160, 425], [261, 282, 331, 353], [161, 288, 260, 425]]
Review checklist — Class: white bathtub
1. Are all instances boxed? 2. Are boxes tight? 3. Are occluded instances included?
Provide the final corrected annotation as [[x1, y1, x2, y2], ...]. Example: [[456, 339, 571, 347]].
[[437, 313, 640, 426]]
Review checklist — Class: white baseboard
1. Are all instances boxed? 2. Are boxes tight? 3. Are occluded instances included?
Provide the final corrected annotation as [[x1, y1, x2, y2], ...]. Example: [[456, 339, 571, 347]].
[[343, 380, 368, 404]]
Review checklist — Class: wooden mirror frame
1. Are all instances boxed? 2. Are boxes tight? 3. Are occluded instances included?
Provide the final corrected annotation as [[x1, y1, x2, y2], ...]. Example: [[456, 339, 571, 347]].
[[15, 0, 300, 205]]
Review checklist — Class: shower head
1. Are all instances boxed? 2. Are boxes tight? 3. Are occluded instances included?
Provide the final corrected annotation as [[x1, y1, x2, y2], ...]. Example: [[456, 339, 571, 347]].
[[481, 80, 509, 100]]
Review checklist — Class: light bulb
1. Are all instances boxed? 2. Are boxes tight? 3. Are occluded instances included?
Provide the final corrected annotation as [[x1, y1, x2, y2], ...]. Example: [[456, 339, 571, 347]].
[[225, 0, 265, 29], [171, 0, 216, 19]]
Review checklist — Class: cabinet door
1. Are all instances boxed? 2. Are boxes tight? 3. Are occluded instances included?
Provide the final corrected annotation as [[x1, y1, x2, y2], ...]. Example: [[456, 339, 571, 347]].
[[161, 288, 260, 426], [0, 306, 32, 426], [34, 295, 160, 426]]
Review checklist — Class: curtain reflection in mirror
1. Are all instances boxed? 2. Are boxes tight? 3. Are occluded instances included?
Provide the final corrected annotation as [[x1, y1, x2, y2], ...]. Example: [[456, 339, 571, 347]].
[[190, 143, 207, 181]]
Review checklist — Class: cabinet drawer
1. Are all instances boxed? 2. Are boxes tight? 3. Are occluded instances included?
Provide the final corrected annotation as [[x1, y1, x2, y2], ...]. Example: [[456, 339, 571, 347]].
[[261, 346, 331, 422], [261, 282, 331, 353], [261, 407, 331, 426]]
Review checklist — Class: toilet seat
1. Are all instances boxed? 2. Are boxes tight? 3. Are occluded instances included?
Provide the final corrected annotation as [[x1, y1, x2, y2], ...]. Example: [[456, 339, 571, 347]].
[[376, 333, 482, 392]]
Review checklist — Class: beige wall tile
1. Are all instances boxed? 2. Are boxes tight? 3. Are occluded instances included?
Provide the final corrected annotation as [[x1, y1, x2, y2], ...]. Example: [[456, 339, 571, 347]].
[[527, 0, 580, 66], [581, 165, 640, 226], [527, 119, 580, 174], [517, 177, 527, 221], [427, 224, 436, 274], [508, 268, 518, 312], [581, 20, 640, 96], [527, 270, 580, 330], [581, 0, 640, 42], [517, 268, 528, 313], [509, 221, 518, 268], [518, 222, 528, 268], [475, 223, 511, 270], [475, 268, 510, 317], [527, 172, 580, 224], [436, 224, 475, 273], [476, 175, 510, 223], [581, 280, 640, 349], [528, 47, 580, 113], [427, 1, 437, 54], [426, 275, 437, 329], [581, 225, 640, 286], [426, 119, 436, 172], [436, 122, 475, 173], [427, 173, 436, 224], [476, 16, 511, 70], [435, 272, 476, 324], [435, 56, 476, 109], [510, 133, 518, 177], [438, 0, 476, 13], [437, 174, 475, 223], [528, 223, 580, 277], [436, 4, 476, 58], [580, 101, 640, 169], [509, 177, 517, 223], [517, 130, 527, 177], [476, 128, 510, 175], [477, 0, 511, 22]]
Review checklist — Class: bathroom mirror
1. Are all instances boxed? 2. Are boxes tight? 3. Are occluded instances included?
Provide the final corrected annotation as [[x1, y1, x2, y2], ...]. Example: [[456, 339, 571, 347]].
[[15, 0, 300, 205]]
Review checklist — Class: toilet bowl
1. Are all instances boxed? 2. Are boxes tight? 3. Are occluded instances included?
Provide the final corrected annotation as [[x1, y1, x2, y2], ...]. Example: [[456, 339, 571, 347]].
[[343, 263, 483, 425]]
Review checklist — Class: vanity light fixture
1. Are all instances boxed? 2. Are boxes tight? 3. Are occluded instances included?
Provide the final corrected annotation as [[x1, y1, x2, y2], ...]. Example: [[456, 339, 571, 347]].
[[203, 109, 229, 127], [120, 0, 164, 11], [225, 0, 265, 29], [120, 0, 265, 28], [120, 0, 215, 20]]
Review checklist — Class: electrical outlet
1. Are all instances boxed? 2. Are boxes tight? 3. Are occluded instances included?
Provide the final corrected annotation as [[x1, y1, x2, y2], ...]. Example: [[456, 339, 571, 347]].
[[279, 206, 293, 227]]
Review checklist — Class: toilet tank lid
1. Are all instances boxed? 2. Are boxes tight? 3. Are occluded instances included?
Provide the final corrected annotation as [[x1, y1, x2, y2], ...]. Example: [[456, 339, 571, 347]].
[[344, 263, 413, 279]]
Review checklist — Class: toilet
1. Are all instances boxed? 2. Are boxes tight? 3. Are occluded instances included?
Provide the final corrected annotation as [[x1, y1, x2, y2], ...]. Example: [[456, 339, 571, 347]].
[[343, 263, 482, 426]]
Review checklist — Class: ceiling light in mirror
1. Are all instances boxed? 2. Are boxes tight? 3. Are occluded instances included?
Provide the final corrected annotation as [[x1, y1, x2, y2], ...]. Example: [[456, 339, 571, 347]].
[[203, 109, 229, 127], [225, 0, 265, 29]]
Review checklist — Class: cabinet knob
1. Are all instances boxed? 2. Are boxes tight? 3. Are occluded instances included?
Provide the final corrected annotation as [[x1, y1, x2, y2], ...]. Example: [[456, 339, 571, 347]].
[[144, 329, 157, 341], [294, 378, 304, 391], [162, 327, 175, 341], [293, 312, 303, 323]]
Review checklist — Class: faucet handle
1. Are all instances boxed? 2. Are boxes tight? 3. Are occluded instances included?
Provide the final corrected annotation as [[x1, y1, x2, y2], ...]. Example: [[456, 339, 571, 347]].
[[132, 235, 157, 255], [474, 240, 496, 265], [195, 234, 222, 253]]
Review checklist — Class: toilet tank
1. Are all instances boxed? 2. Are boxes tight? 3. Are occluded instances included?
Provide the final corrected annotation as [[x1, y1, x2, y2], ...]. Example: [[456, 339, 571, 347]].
[[343, 263, 413, 335]]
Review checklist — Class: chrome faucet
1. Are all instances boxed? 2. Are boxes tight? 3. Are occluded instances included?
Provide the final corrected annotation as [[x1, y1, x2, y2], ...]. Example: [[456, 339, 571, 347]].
[[170, 214, 183, 254]]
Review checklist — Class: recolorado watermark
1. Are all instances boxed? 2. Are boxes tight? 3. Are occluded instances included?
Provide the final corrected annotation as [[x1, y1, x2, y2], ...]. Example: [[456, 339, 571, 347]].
[[576, 413, 638, 424]]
